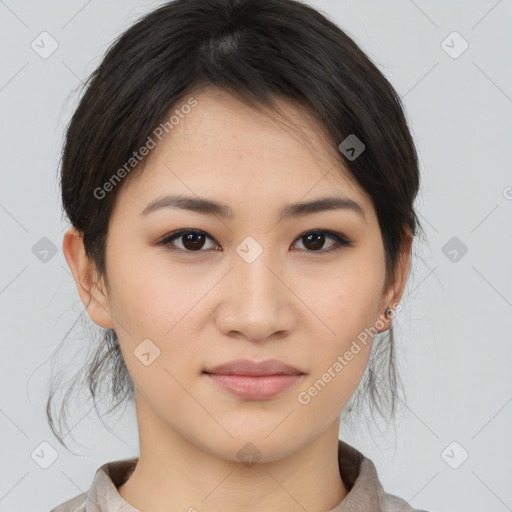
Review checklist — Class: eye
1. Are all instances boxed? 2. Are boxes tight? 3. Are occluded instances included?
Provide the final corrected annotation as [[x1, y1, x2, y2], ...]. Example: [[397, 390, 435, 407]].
[[158, 229, 353, 254], [159, 229, 220, 253], [291, 230, 354, 253]]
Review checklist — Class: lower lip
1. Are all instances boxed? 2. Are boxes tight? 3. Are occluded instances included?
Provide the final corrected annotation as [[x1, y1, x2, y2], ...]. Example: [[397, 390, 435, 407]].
[[205, 373, 303, 400]]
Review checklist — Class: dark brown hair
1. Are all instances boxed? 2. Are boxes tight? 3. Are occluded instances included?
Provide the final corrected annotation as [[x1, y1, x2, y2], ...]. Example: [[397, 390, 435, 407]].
[[48, 0, 424, 448]]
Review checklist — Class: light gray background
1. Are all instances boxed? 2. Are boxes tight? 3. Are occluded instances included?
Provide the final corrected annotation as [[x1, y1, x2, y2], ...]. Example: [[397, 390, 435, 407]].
[[1, 1, 511, 511]]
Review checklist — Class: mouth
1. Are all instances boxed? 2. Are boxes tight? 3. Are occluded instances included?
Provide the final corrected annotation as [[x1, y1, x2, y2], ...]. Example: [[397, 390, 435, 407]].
[[203, 358, 305, 400]]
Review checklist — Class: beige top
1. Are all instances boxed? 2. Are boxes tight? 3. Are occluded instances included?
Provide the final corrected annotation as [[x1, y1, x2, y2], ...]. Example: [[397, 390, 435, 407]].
[[51, 439, 429, 512]]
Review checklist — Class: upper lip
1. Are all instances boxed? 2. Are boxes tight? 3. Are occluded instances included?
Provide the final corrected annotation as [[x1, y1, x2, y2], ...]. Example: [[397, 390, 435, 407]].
[[204, 358, 304, 376]]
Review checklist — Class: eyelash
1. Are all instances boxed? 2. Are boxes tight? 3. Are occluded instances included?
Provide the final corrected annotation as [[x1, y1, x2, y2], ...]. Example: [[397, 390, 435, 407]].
[[158, 229, 354, 255]]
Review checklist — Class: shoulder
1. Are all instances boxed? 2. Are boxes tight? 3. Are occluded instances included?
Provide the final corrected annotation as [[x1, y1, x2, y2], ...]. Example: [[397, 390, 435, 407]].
[[50, 492, 86, 512], [49, 457, 138, 512], [336, 439, 432, 512]]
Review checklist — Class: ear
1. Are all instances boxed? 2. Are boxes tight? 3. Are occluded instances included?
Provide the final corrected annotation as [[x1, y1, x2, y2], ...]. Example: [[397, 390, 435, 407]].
[[62, 226, 115, 329], [376, 227, 413, 333]]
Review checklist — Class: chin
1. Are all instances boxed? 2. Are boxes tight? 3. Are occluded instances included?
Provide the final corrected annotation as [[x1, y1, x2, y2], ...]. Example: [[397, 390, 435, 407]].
[[195, 428, 309, 465]]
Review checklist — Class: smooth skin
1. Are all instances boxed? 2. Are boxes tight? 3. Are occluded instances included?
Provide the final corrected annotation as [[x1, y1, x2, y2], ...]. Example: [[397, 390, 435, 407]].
[[63, 87, 412, 512]]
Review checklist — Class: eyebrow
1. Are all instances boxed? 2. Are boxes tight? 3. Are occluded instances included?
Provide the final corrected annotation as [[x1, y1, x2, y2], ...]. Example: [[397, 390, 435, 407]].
[[140, 194, 366, 221]]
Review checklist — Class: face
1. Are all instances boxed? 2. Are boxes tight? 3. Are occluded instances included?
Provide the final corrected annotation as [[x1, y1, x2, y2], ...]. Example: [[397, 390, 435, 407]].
[[65, 87, 409, 463]]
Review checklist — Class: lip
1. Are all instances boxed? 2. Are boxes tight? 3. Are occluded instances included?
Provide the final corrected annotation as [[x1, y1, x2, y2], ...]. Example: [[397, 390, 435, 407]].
[[203, 358, 305, 400], [205, 374, 304, 400], [204, 358, 304, 376]]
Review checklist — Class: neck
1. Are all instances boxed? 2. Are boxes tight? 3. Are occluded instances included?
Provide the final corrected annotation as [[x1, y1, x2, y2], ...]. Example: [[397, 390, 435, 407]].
[[117, 396, 348, 512]]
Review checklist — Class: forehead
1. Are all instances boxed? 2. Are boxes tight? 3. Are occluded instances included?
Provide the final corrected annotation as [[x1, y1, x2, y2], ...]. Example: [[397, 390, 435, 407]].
[[114, 87, 372, 219]]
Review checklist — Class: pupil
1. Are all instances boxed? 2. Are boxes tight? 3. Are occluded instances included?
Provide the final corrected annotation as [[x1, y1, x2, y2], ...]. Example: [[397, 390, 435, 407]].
[[183, 233, 204, 250], [305, 233, 324, 251]]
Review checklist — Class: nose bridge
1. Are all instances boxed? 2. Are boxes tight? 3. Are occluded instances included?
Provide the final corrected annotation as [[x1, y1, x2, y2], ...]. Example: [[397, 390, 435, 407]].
[[233, 236, 282, 307], [216, 235, 295, 340]]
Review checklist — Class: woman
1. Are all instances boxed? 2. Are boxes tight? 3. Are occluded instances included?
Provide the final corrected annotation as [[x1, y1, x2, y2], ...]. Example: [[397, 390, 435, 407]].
[[49, 0, 430, 510]]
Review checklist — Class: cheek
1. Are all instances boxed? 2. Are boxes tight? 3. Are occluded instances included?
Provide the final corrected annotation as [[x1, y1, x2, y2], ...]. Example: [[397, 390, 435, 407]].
[[105, 249, 215, 386], [296, 351, 370, 422], [105, 241, 196, 336], [294, 268, 383, 418], [302, 252, 385, 342], [296, 250, 385, 405]]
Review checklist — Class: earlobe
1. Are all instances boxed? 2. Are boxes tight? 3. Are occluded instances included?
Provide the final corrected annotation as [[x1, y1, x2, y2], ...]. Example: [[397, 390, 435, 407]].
[[62, 226, 115, 329]]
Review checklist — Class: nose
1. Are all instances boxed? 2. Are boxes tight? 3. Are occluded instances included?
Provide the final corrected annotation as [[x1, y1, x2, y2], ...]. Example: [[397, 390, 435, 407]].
[[214, 245, 297, 343]]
